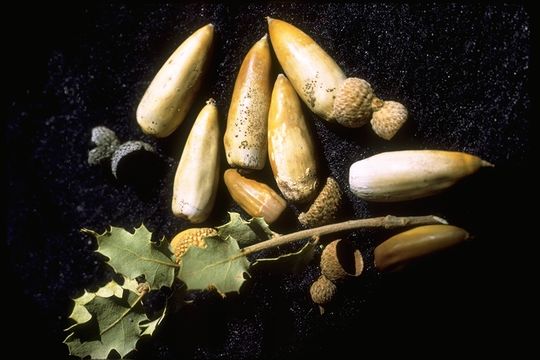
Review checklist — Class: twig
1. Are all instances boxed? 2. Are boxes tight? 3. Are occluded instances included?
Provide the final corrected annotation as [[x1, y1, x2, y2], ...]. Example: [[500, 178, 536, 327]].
[[240, 215, 447, 257]]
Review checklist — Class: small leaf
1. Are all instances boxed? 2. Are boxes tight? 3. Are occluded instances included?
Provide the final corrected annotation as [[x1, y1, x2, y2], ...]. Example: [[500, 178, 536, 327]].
[[64, 280, 149, 359], [84, 225, 176, 290], [251, 240, 317, 273], [177, 235, 250, 296], [217, 212, 275, 247]]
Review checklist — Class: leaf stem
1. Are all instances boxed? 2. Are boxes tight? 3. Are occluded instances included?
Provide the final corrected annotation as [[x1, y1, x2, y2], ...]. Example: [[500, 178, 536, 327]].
[[240, 215, 447, 257]]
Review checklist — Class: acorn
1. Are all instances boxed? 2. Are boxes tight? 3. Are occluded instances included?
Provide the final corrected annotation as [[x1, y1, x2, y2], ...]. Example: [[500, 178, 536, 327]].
[[223, 169, 287, 224], [374, 225, 470, 272], [137, 24, 214, 137], [298, 177, 341, 227], [170, 227, 217, 263], [172, 99, 220, 223], [268, 74, 319, 202], [320, 239, 364, 283], [309, 275, 337, 314], [267, 17, 407, 138], [224, 35, 272, 170], [349, 150, 494, 202]]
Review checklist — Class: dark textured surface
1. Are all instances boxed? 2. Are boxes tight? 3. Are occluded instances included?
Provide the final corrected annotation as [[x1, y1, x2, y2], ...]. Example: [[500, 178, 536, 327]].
[[5, 3, 532, 359]]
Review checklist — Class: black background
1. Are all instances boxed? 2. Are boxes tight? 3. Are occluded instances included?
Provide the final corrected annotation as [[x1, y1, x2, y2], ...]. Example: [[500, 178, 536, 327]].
[[5, 3, 534, 359]]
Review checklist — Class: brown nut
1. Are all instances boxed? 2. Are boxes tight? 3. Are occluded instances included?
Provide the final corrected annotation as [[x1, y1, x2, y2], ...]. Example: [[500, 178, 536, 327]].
[[374, 225, 470, 272], [320, 239, 364, 283], [224, 169, 287, 224], [309, 275, 337, 314]]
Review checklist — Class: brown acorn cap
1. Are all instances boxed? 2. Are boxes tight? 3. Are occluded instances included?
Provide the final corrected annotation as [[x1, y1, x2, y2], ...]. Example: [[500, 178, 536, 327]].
[[370, 100, 408, 140], [298, 177, 342, 228], [320, 239, 364, 283], [309, 275, 337, 314], [330, 77, 374, 128], [170, 227, 217, 263]]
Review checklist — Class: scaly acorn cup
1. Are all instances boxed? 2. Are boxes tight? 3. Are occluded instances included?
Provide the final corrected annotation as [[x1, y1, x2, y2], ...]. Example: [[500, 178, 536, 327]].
[[137, 24, 214, 137], [374, 225, 470, 272], [349, 150, 494, 202], [172, 99, 220, 223], [170, 227, 217, 263], [267, 17, 407, 138], [223, 169, 287, 224], [224, 35, 272, 170], [309, 275, 337, 315], [298, 177, 342, 227], [268, 74, 319, 203], [320, 239, 364, 283]]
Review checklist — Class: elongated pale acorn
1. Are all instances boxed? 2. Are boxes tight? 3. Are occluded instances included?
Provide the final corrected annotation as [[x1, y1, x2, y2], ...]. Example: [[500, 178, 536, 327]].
[[374, 225, 470, 272], [267, 17, 407, 138], [349, 150, 493, 202], [224, 169, 287, 224], [172, 99, 220, 223], [137, 24, 214, 137], [268, 74, 319, 202], [224, 35, 272, 170]]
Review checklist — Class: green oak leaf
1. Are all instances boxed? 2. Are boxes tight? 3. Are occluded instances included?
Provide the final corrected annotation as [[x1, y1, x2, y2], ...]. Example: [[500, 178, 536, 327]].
[[250, 240, 318, 273], [67, 280, 124, 328], [177, 235, 250, 296], [217, 212, 275, 247], [83, 225, 176, 290], [64, 280, 153, 359]]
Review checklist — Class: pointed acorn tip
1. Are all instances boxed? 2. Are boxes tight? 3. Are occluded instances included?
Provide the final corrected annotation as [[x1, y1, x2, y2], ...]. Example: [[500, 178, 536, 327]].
[[481, 160, 495, 168], [266, 16, 274, 24], [206, 98, 216, 106]]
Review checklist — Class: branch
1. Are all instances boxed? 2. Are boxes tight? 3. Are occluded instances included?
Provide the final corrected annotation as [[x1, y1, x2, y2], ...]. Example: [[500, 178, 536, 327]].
[[240, 215, 447, 256]]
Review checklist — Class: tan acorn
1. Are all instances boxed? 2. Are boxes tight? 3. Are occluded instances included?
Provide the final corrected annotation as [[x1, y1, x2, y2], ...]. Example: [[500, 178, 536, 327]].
[[298, 177, 341, 227], [137, 24, 214, 137], [374, 225, 470, 272], [170, 227, 217, 263], [268, 74, 319, 202], [320, 239, 364, 283], [349, 150, 494, 202], [224, 35, 272, 170], [267, 17, 407, 137], [223, 169, 287, 224], [309, 275, 337, 314], [370, 100, 408, 140]]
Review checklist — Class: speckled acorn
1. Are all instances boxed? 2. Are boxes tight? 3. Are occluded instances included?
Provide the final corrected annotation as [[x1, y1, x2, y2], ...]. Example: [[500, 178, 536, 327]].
[[224, 34, 272, 170], [298, 177, 341, 227], [137, 24, 214, 137], [268, 74, 319, 203], [267, 17, 407, 138], [320, 239, 364, 283], [170, 227, 217, 263]]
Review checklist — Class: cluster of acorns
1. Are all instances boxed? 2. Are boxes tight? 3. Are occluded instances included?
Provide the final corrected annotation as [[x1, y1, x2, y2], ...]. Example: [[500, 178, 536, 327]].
[[135, 18, 408, 227], [101, 18, 492, 312]]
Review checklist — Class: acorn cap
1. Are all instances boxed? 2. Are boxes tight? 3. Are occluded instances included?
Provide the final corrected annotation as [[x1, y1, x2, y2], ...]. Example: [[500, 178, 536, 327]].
[[309, 275, 337, 314], [320, 239, 364, 283], [110, 140, 157, 179], [331, 77, 374, 128], [298, 177, 342, 227], [370, 100, 408, 140], [170, 227, 217, 263]]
